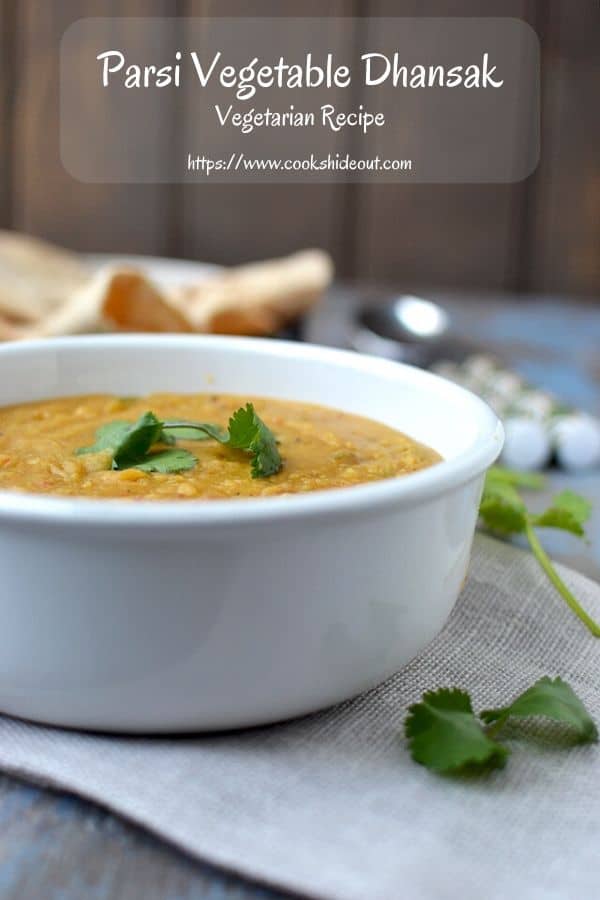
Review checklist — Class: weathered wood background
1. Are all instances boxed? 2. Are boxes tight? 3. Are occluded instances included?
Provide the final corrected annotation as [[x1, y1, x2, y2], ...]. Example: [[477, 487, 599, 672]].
[[0, 0, 598, 298]]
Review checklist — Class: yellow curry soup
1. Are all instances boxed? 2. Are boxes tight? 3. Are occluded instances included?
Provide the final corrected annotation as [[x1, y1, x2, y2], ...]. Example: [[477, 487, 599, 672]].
[[0, 393, 441, 500]]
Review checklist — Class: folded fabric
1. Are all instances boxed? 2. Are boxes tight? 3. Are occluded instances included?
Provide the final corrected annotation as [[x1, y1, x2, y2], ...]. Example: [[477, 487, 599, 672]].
[[0, 533, 598, 900]]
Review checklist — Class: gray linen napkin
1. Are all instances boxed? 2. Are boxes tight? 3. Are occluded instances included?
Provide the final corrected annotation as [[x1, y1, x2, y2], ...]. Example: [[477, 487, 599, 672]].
[[0, 533, 598, 900]]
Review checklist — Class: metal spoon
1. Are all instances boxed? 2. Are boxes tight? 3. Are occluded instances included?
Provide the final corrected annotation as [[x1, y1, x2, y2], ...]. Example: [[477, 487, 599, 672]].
[[351, 295, 481, 368]]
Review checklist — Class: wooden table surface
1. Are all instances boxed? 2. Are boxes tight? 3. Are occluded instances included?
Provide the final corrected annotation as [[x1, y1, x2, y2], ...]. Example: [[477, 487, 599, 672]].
[[1, 288, 598, 900]]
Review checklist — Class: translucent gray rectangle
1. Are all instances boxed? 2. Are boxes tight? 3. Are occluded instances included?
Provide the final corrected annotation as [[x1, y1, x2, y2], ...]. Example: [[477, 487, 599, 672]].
[[60, 17, 540, 184]]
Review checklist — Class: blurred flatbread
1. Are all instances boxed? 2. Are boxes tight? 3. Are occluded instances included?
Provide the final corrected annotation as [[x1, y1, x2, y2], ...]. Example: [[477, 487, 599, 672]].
[[171, 250, 333, 335], [31, 268, 193, 337], [0, 233, 333, 340], [0, 313, 22, 340], [0, 231, 88, 322]]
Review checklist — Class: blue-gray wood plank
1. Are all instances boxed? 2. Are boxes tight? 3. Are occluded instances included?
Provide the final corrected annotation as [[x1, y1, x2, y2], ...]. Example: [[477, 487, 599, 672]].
[[0, 289, 598, 899], [0, 775, 287, 898]]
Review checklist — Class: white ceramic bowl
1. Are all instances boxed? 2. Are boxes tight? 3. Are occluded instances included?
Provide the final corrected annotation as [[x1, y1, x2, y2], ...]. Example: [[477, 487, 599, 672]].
[[0, 335, 503, 732]]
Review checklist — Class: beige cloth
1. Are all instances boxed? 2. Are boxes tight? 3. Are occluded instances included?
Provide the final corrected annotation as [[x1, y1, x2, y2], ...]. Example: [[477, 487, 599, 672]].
[[0, 533, 598, 900]]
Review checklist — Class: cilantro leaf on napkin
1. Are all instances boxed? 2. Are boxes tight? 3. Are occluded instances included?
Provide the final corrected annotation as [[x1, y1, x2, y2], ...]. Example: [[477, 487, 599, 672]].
[[479, 467, 599, 636], [405, 688, 508, 773], [481, 677, 598, 743], [406, 679, 597, 776]]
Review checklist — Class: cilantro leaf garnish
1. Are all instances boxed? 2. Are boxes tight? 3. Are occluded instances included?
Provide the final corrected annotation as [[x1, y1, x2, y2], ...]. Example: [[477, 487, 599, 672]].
[[159, 423, 226, 443], [76, 412, 163, 468], [76, 421, 131, 456], [479, 467, 599, 636], [161, 421, 230, 443], [112, 412, 164, 469], [227, 403, 282, 479], [481, 677, 598, 743], [75, 403, 282, 479], [134, 448, 197, 474], [405, 688, 508, 773], [161, 403, 281, 478], [406, 678, 597, 776]]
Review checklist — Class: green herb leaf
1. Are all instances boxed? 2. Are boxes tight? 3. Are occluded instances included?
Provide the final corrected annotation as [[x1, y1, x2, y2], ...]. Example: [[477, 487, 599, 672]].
[[134, 448, 198, 474], [405, 688, 508, 773], [227, 403, 282, 478], [531, 490, 592, 537], [478, 468, 599, 636], [524, 520, 600, 637], [160, 422, 226, 443], [77, 403, 282, 479], [481, 677, 598, 744], [112, 412, 164, 469], [163, 404, 281, 478], [76, 421, 131, 456], [485, 466, 546, 491], [77, 412, 182, 470], [406, 679, 597, 776], [479, 473, 528, 535]]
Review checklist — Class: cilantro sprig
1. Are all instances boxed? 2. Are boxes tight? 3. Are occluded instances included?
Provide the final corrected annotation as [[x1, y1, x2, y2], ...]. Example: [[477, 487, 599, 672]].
[[76, 403, 282, 479], [406, 467, 598, 777], [406, 677, 597, 775], [405, 688, 508, 773], [481, 676, 598, 743], [225, 404, 282, 479], [162, 404, 281, 480], [479, 467, 599, 636]]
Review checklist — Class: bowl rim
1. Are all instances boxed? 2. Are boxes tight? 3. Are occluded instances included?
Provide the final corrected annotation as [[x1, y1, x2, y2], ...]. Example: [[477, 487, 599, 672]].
[[0, 334, 503, 528]]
